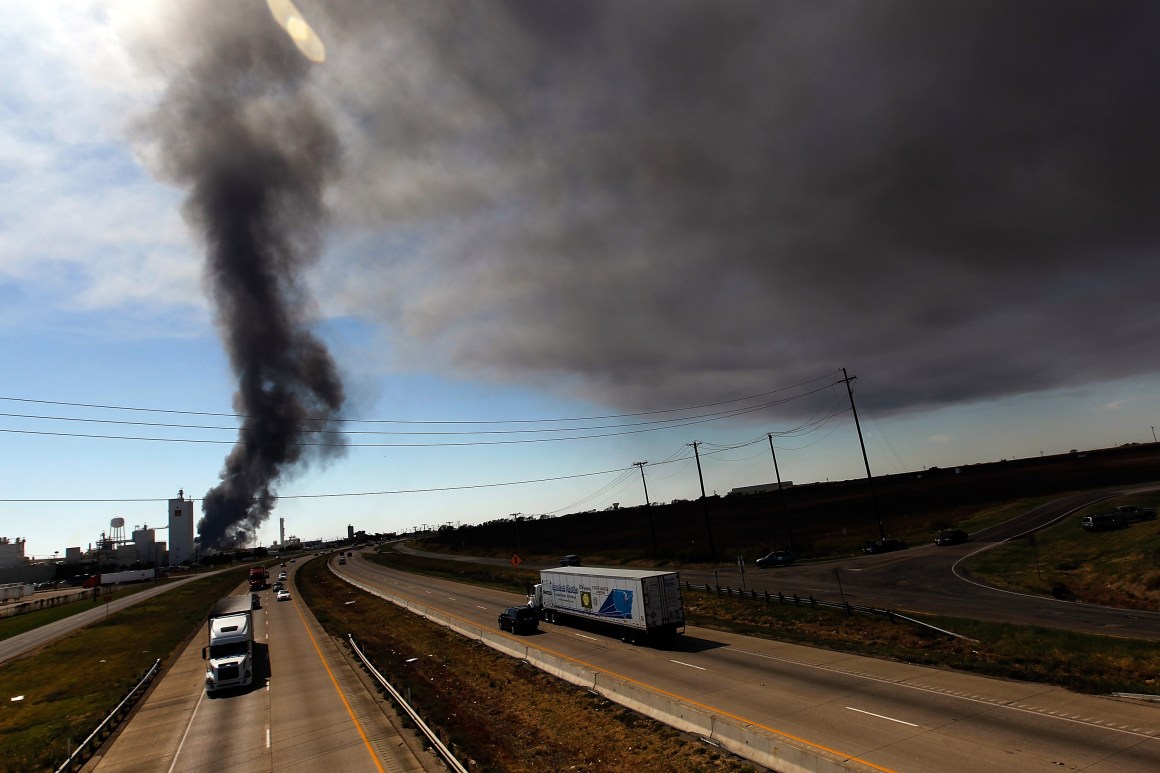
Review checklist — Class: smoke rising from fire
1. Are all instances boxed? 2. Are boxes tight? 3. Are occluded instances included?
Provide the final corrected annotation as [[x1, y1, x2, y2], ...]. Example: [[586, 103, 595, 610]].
[[145, 2, 344, 550]]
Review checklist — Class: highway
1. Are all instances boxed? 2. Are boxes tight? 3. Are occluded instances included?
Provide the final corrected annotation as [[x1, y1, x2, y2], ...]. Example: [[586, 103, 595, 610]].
[[88, 564, 434, 773], [0, 574, 215, 666], [16, 487, 1151, 770], [336, 551, 1160, 773], [396, 487, 1160, 640]]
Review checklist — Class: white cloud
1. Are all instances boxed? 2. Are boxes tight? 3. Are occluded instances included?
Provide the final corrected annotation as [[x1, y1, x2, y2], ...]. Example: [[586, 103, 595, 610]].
[[1, 2, 204, 333]]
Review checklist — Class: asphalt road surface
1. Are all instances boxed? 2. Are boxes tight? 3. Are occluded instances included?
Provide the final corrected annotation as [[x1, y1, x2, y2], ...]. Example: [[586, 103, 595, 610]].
[[87, 565, 435, 773], [336, 552, 1160, 773]]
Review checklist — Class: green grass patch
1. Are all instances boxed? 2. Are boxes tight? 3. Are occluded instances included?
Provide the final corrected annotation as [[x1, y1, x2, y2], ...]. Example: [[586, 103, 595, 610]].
[[365, 548, 538, 593], [0, 571, 243, 772], [965, 495, 1160, 610], [0, 582, 183, 642], [684, 588, 1160, 695]]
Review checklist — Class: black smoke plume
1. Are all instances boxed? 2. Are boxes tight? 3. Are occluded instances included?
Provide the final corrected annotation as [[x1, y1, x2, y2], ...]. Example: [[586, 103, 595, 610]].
[[147, 3, 344, 550]]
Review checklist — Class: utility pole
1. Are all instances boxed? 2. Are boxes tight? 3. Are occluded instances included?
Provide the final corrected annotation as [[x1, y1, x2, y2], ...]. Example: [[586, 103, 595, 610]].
[[689, 441, 717, 561], [840, 368, 885, 541], [767, 433, 796, 551], [634, 461, 658, 552]]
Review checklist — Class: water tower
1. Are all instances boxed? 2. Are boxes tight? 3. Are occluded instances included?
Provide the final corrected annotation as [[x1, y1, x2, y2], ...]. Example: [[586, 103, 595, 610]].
[[110, 517, 126, 544]]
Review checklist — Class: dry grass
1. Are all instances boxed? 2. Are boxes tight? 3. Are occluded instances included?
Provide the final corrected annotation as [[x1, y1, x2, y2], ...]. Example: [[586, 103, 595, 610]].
[[297, 558, 762, 773]]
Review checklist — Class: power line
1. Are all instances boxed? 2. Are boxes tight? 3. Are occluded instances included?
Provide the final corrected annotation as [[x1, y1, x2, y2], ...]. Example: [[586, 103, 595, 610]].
[[0, 464, 637, 503], [0, 382, 841, 447], [0, 370, 842, 426]]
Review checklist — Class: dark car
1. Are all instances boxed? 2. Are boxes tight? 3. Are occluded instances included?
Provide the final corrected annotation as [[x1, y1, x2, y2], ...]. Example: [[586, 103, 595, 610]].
[[498, 606, 540, 634], [934, 530, 969, 546], [755, 550, 795, 568], [560, 554, 582, 566], [864, 538, 907, 554]]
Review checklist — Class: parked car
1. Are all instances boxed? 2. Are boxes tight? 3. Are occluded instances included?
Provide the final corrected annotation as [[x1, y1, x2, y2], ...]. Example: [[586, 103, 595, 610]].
[[498, 605, 540, 634], [1110, 505, 1157, 522], [934, 530, 969, 546], [1081, 514, 1128, 532], [276, 589, 291, 602], [864, 538, 907, 554], [755, 550, 795, 568], [560, 554, 582, 566]]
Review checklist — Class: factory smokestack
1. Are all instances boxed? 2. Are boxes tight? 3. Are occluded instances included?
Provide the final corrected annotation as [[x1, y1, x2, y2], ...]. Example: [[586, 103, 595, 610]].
[[146, 3, 344, 550]]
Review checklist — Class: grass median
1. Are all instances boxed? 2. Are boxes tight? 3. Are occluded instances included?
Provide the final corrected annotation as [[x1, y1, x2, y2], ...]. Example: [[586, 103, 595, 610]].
[[0, 571, 243, 773]]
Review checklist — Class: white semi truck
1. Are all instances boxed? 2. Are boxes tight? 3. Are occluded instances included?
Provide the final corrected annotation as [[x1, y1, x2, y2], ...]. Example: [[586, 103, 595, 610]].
[[203, 596, 255, 693], [528, 566, 685, 641]]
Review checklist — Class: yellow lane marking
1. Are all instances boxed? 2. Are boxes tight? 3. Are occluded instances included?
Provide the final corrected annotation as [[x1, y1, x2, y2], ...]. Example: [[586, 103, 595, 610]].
[[345, 566, 894, 773], [290, 597, 385, 773]]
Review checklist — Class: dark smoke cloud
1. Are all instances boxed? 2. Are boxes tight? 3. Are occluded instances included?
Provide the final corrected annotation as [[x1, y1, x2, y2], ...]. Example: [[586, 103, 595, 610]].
[[144, 2, 344, 550], [303, 1, 1160, 418]]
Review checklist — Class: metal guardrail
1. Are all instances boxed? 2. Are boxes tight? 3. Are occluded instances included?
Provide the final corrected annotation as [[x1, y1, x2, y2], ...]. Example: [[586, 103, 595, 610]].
[[55, 658, 161, 773], [347, 634, 469, 773], [686, 582, 977, 641]]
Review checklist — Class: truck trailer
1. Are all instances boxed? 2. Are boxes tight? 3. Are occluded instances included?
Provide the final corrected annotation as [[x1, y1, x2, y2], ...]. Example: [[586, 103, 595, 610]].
[[99, 569, 155, 585], [528, 566, 685, 641], [203, 596, 255, 693], [248, 566, 268, 592]]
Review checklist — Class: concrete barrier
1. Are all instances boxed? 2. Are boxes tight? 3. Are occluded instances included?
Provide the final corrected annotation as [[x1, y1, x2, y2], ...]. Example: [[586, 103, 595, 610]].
[[331, 565, 880, 773], [0, 588, 89, 619]]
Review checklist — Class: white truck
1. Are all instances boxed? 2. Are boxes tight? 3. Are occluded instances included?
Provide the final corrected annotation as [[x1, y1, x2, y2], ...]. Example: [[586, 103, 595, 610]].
[[528, 566, 685, 641], [203, 596, 255, 693], [1, 583, 33, 603], [99, 569, 155, 585]]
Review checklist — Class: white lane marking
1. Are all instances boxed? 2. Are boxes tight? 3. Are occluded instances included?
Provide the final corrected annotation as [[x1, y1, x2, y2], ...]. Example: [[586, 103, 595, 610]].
[[574, 633, 600, 642], [266, 726, 270, 748], [731, 646, 1157, 739], [671, 660, 706, 671], [847, 706, 918, 727], [167, 688, 206, 773]]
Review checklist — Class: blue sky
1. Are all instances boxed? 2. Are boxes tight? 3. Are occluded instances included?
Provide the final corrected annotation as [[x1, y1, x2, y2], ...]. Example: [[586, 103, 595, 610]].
[[3, 2, 1159, 560]]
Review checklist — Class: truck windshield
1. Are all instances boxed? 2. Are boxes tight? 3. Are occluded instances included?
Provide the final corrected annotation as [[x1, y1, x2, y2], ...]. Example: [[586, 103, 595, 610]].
[[210, 641, 251, 659]]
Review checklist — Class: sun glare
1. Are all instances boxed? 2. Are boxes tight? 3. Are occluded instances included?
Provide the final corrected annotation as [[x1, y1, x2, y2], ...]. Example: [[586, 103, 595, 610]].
[[266, 0, 325, 63]]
